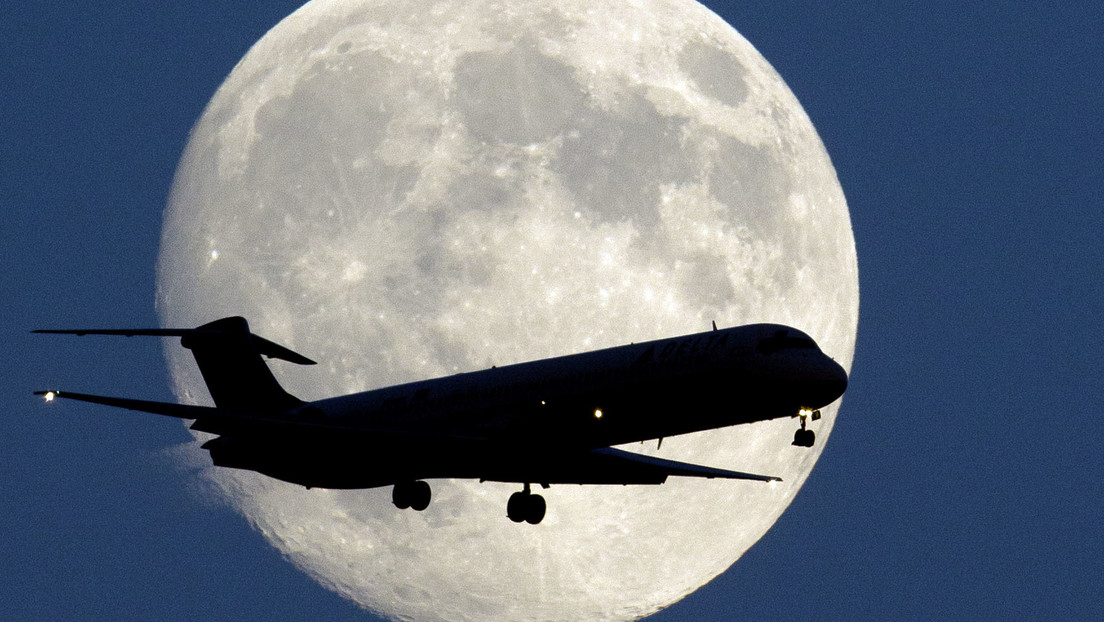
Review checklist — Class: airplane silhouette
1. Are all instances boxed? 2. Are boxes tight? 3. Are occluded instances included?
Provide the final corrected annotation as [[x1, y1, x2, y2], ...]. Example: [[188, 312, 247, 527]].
[[35, 316, 846, 524]]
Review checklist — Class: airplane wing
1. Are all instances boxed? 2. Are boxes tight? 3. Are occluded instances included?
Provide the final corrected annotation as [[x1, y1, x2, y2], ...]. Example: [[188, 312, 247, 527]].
[[479, 445, 781, 486], [590, 447, 781, 482]]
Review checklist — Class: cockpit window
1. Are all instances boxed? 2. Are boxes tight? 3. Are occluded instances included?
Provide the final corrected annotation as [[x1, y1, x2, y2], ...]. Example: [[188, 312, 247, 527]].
[[756, 330, 817, 354]]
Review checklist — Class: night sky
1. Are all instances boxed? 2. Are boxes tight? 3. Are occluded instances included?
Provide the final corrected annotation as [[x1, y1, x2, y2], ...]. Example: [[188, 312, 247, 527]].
[[3, 2, 1101, 620]]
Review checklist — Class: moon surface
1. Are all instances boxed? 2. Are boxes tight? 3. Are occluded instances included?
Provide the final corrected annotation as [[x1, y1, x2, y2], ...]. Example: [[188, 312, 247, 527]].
[[157, 0, 858, 620]]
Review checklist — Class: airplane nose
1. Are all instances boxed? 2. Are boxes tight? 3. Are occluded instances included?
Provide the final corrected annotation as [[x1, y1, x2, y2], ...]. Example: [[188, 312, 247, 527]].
[[826, 357, 848, 399], [805, 355, 848, 407]]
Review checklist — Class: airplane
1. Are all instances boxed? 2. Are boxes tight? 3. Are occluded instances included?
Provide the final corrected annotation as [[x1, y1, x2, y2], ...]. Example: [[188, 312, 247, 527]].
[[34, 316, 847, 525]]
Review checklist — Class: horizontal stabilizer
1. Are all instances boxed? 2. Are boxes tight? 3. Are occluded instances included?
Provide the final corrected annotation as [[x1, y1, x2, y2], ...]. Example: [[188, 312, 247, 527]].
[[33, 316, 315, 365], [34, 389, 395, 437], [591, 447, 781, 483]]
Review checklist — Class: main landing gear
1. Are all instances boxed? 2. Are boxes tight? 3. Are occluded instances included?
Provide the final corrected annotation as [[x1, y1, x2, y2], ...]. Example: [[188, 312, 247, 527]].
[[792, 408, 821, 448], [391, 480, 549, 524], [507, 484, 547, 525], [392, 480, 432, 511]]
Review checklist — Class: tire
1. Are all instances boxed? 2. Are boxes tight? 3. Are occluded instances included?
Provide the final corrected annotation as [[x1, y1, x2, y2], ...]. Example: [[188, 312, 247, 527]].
[[410, 480, 432, 511], [507, 492, 528, 523], [525, 494, 546, 525], [392, 483, 411, 509]]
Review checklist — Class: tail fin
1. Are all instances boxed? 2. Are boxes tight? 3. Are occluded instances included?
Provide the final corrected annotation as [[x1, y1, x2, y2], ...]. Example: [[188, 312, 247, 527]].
[[179, 316, 309, 412], [34, 316, 314, 413]]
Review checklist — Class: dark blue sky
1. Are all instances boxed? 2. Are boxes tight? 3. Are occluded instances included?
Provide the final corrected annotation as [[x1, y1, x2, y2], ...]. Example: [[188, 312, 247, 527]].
[[3, 2, 1101, 620]]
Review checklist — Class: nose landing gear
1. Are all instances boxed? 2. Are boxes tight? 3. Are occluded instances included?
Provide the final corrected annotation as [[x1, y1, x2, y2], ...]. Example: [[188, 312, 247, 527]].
[[792, 408, 820, 447], [507, 483, 547, 525]]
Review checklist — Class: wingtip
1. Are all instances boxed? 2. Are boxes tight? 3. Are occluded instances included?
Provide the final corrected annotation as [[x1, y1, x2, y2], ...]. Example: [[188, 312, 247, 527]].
[[34, 390, 59, 403], [282, 351, 317, 365]]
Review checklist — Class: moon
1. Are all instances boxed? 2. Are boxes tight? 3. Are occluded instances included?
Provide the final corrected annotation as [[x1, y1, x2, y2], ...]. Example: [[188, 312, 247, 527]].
[[157, 0, 858, 620]]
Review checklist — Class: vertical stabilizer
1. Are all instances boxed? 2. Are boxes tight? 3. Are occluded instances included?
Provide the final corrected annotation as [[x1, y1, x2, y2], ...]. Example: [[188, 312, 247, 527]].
[[180, 316, 306, 413]]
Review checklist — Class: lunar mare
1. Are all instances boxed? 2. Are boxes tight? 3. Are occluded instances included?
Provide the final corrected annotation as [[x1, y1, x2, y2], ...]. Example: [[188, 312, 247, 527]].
[[157, 0, 858, 620]]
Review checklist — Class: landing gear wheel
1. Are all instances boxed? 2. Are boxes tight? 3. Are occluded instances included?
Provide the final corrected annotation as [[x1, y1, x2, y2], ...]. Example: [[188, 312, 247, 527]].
[[507, 492, 528, 523], [507, 490, 547, 524], [392, 483, 411, 509], [792, 428, 815, 447], [409, 480, 431, 511], [524, 494, 546, 525], [393, 481, 432, 511]]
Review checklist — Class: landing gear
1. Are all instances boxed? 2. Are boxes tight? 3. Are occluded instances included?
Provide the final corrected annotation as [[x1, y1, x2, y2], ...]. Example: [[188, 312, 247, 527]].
[[507, 484, 546, 525], [392, 480, 432, 511], [792, 427, 816, 447], [792, 408, 820, 448]]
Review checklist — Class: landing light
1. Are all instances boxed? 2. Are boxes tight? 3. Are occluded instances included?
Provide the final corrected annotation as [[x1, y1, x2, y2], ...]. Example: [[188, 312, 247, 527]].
[[799, 408, 814, 418], [594, 409, 603, 419], [44, 391, 56, 403]]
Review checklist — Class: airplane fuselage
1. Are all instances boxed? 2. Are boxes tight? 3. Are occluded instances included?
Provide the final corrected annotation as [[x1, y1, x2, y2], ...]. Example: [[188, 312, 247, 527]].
[[203, 323, 846, 489]]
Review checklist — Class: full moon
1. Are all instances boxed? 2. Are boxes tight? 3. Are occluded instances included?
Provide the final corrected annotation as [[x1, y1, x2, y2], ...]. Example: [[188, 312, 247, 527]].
[[157, 0, 858, 620]]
